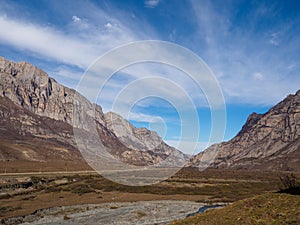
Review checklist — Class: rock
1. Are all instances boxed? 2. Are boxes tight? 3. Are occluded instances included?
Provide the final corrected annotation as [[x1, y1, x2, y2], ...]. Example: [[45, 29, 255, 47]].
[[0, 200, 207, 225], [105, 112, 187, 164], [190, 90, 300, 171], [0, 57, 184, 167], [105, 112, 169, 153]]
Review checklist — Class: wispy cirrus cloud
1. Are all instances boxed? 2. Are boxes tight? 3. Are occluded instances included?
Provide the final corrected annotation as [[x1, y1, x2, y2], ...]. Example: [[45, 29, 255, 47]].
[[144, 0, 160, 8], [1, 0, 298, 108], [269, 32, 280, 46], [0, 14, 136, 69], [190, 0, 300, 106], [0, 0, 300, 150], [0, 16, 95, 68]]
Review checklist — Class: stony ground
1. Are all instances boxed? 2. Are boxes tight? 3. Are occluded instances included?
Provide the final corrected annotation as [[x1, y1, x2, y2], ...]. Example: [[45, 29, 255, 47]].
[[3, 200, 212, 225]]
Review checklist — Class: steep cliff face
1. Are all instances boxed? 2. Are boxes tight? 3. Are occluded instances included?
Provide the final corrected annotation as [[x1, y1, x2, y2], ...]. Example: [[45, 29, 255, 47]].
[[0, 57, 106, 126], [191, 90, 300, 171], [0, 95, 90, 172], [0, 57, 183, 168]]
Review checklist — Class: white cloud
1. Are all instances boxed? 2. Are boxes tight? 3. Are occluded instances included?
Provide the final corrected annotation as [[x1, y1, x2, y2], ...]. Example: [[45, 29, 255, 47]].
[[190, 0, 300, 106], [104, 22, 113, 28], [165, 140, 211, 155], [269, 32, 279, 46], [144, 0, 160, 8], [0, 16, 92, 68], [72, 15, 81, 23], [1, 0, 298, 110], [128, 112, 161, 123], [0, 14, 136, 69], [252, 72, 264, 81], [55, 68, 82, 80], [71, 16, 90, 30]]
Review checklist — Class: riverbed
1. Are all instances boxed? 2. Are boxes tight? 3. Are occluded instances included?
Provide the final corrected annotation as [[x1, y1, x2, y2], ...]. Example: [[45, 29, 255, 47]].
[[3, 200, 225, 225]]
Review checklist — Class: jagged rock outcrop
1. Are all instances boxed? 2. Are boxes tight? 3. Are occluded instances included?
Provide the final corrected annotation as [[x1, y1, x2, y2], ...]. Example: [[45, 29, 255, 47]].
[[190, 90, 300, 171], [105, 112, 173, 154], [0, 57, 184, 168], [104, 112, 187, 166], [0, 56, 106, 127]]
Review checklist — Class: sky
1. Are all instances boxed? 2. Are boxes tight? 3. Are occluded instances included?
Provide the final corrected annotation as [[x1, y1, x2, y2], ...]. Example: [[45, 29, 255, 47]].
[[0, 0, 299, 154]]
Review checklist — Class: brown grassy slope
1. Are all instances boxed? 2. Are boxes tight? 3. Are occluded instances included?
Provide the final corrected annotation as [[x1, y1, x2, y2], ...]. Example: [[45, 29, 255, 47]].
[[0, 139, 92, 173], [170, 193, 300, 225]]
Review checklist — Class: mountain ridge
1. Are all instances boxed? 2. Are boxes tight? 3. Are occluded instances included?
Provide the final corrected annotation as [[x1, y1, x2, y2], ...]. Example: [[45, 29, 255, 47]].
[[0, 56, 185, 169], [0, 56, 299, 172], [190, 89, 300, 171]]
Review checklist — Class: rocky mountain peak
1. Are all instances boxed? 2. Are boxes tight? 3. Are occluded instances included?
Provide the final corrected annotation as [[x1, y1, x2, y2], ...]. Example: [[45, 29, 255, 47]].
[[0, 57, 107, 126], [237, 112, 264, 136], [190, 89, 300, 171], [0, 57, 48, 82], [0, 57, 72, 122], [104, 112, 164, 153]]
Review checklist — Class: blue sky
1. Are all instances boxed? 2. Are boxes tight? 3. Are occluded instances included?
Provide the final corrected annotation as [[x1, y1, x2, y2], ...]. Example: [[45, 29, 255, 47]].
[[0, 0, 299, 154]]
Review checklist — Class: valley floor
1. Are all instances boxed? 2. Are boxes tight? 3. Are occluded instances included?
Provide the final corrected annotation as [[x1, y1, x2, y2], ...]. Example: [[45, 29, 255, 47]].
[[0, 168, 299, 224]]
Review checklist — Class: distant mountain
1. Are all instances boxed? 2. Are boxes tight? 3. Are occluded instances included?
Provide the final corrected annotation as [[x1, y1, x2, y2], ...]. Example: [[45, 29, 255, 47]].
[[0, 57, 185, 172], [190, 90, 300, 171], [105, 112, 184, 157]]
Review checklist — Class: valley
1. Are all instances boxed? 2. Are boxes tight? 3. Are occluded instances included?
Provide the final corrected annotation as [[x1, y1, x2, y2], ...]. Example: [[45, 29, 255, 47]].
[[0, 58, 299, 224], [1, 168, 291, 224]]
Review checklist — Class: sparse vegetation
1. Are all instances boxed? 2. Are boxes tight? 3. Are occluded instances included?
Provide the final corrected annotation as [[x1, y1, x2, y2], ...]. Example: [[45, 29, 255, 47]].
[[136, 210, 147, 218], [278, 173, 300, 195], [0, 206, 22, 217], [45, 185, 63, 193], [21, 195, 36, 200], [0, 169, 298, 220], [70, 184, 94, 195], [170, 193, 300, 225]]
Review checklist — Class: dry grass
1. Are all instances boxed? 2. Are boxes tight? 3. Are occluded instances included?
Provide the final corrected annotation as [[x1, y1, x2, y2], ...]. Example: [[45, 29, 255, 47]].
[[170, 193, 300, 225], [0, 169, 296, 220], [136, 210, 147, 218]]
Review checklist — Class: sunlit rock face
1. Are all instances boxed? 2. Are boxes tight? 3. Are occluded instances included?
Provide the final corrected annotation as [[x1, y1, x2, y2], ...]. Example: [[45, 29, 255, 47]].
[[190, 90, 300, 171], [0, 57, 186, 167]]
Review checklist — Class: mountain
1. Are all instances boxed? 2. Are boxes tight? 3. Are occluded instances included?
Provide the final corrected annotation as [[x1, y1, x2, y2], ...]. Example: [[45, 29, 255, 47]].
[[0, 95, 90, 172], [0, 57, 185, 172], [1, 56, 298, 173], [190, 90, 300, 171], [105, 112, 181, 156]]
